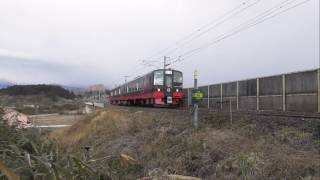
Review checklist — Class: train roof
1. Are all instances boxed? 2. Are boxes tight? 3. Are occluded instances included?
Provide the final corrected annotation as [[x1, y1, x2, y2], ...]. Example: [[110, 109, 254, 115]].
[[111, 69, 182, 90]]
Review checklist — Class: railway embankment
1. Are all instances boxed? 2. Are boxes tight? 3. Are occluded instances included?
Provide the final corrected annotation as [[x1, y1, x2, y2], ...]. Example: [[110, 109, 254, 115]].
[[49, 106, 320, 179]]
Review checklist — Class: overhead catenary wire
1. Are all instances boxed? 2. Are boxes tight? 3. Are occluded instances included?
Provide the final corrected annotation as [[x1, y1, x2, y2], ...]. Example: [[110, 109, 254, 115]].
[[120, 61, 153, 85], [122, 0, 312, 86], [143, 0, 258, 62], [162, 0, 262, 57], [170, 0, 297, 63], [122, 57, 163, 83], [140, 60, 161, 68], [170, 0, 311, 65]]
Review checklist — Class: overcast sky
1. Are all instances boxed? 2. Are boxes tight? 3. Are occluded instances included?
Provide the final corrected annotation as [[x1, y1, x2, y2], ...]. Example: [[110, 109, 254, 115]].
[[0, 0, 319, 88]]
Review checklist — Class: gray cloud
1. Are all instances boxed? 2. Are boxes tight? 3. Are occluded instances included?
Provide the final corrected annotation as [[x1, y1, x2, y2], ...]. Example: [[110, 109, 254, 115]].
[[0, 56, 112, 87], [0, 0, 318, 87]]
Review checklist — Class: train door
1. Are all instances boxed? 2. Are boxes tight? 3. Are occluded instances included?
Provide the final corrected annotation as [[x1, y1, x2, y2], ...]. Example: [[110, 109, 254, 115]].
[[164, 70, 173, 104]]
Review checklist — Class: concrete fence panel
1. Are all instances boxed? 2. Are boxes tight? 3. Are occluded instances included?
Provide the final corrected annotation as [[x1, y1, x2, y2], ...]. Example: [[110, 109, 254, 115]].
[[259, 75, 283, 111], [286, 94, 317, 112], [210, 84, 221, 98], [259, 75, 282, 96], [239, 79, 257, 97], [223, 82, 237, 97], [285, 70, 318, 112], [286, 70, 317, 94]]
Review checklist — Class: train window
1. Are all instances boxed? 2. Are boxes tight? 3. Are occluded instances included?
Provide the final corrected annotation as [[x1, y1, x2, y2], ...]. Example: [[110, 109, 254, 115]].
[[154, 70, 164, 85], [173, 71, 183, 83], [165, 70, 172, 75], [165, 76, 172, 87], [149, 76, 152, 88]]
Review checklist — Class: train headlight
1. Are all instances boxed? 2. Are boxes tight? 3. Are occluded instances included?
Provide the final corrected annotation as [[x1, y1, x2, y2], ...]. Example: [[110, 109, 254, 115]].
[[176, 89, 179, 92], [157, 88, 161, 92]]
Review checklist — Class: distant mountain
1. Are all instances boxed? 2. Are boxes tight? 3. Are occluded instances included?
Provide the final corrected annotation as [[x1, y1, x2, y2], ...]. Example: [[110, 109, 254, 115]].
[[62, 85, 86, 94], [62, 84, 109, 95], [0, 79, 14, 89], [0, 84, 75, 99]]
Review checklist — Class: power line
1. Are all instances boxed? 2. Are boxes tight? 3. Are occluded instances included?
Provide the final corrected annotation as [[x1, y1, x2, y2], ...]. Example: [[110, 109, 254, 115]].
[[122, 59, 158, 84], [119, 0, 312, 86], [141, 59, 162, 68], [163, 0, 262, 57], [143, 0, 258, 61], [120, 63, 151, 84], [170, 0, 311, 65], [122, 76, 129, 83]]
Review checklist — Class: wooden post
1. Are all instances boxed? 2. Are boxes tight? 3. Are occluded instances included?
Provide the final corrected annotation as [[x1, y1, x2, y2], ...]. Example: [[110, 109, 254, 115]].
[[257, 78, 260, 111], [282, 74, 286, 112], [207, 85, 210, 109], [236, 81, 239, 111]]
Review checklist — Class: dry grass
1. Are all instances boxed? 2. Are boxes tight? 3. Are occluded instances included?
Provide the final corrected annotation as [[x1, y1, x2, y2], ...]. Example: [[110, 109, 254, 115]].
[[30, 114, 83, 126], [49, 107, 320, 179], [49, 108, 155, 149]]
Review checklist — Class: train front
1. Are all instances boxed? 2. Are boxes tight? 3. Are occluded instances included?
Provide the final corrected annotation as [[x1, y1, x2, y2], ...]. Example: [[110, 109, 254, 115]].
[[153, 69, 183, 107]]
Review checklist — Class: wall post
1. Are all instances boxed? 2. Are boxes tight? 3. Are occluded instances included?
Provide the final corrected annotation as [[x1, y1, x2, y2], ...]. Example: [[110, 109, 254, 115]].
[[188, 88, 191, 107], [318, 68, 320, 113], [257, 78, 260, 111], [282, 74, 286, 112], [220, 83, 223, 110], [236, 81, 239, 111], [207, 85, 210, 109]]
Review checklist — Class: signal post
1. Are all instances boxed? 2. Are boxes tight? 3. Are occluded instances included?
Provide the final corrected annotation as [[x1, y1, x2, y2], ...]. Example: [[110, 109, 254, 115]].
[[192, 70, 204, 129], [194, 70, 199, 129]]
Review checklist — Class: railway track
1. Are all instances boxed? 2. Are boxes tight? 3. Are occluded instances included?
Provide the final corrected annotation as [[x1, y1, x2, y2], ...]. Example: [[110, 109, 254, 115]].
[[198, 109, 320, 121], [109, 105, 320, 121]]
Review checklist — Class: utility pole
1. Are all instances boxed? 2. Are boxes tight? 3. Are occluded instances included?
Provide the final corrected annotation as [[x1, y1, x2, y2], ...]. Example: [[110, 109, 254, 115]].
[[194, 70, 199, 129], [123, 76, 129, 83], [163, 56, 170, 70]]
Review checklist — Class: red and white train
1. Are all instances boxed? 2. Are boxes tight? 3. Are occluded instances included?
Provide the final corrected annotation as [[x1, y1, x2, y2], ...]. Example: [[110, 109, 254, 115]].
[[110, 69, 183, 107]]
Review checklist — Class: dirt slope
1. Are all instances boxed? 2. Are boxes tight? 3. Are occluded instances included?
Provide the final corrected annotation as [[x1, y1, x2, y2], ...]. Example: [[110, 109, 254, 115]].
[[50, 106, 320, 179]]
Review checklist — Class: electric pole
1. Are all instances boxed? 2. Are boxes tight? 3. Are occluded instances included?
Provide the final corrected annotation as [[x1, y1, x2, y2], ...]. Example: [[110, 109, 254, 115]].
[[163, 56, 170, 70], [123, 76, 129, 83]]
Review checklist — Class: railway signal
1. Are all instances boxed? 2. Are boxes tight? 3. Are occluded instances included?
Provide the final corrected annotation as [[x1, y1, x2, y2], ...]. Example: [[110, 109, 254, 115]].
[[192, 89, 204, 102]]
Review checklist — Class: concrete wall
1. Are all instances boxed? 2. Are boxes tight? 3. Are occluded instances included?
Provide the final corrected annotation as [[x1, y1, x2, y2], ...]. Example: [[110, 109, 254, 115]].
[[285, 70, 318, 112], [183, 69, 320, 113]]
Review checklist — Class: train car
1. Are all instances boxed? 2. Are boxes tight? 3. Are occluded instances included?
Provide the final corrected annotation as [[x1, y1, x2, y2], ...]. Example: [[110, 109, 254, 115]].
[[110, 69, 183, 107]]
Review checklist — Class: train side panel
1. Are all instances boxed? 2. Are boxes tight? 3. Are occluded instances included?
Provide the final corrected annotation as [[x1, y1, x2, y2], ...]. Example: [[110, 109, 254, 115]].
[[110, 69, 183, 107]]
